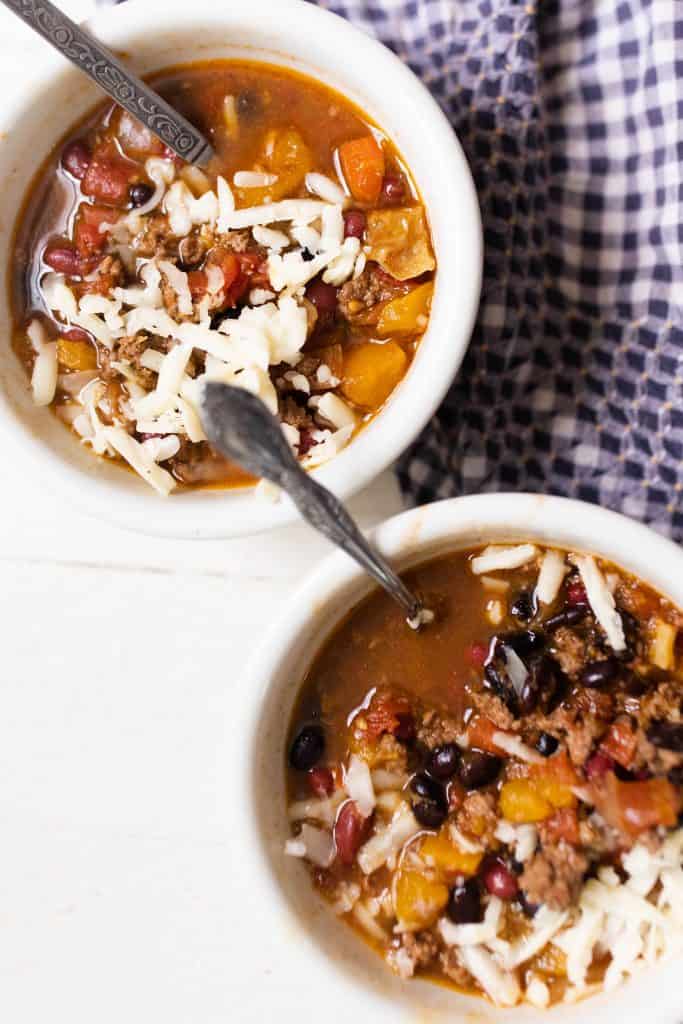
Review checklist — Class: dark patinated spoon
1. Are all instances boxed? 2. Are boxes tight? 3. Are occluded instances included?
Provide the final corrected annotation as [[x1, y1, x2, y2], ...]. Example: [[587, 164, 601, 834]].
[[1, 0, 214, 166], [200, 382, 433, 630]]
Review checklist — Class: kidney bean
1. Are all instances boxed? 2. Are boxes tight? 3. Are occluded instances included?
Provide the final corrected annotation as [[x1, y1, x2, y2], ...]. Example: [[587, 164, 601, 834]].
[[308, 765, 335, 797], [536, 732, 559, 757], [646, 720, 683, 753], [288, 724, 325, 771], [343, 209, 366, 239], [566, 581, 588, 606], [447, 879, 483, 924], [410, 772, 447, 809], [334, 801, 370, 865], [584, 751, 614, 780], [412, 799, 448, 829], [427, 743, 460, 781], [543, 605, 588, 631], [61, 326, 93, 344], [458, 750, 502, 789], [380, 173, 406, 204], [61, 139, 91, 180], [305, 277, 338, 313], [43, 245, 81, 276], [480, 855, 519, 901]]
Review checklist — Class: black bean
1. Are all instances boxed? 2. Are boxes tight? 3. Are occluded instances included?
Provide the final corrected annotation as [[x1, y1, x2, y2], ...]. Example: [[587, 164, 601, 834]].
[[458, 750, 502, 789], [519, 655, 566, 715], [288, 724, 325, 771], [668, 764, 683, 786], [496, 630, 546, 657], [536, 732, 559, 757], [426, 743, 460, 780], [446, 879, 483, 924], [413, 799, 448, 829], [301, 248, 315, 262], [543, 605, 588, 631], [410, 772, 447, 809], [580, 657, 620, 689], [129, 182, 154, 207], [647, 720, 683, 753], [511, 591, 535, 622]]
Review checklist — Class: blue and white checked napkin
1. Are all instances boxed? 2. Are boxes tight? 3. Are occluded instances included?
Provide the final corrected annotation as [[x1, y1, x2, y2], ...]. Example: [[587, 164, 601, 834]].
[[102, 0, 683, 538]]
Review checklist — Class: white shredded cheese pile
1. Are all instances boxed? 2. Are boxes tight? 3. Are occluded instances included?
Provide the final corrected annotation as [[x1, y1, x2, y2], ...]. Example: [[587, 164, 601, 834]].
[[34, 161, 367, 494]]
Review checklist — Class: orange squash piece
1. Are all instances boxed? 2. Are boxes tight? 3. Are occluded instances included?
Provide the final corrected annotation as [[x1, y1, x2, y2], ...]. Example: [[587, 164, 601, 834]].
[[340, 341, 408, 410], [57, 337, 97, 371]]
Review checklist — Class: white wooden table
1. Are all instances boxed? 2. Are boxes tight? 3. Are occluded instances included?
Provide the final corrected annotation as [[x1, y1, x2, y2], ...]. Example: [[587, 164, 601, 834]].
[[0, 6, 405, 1018]]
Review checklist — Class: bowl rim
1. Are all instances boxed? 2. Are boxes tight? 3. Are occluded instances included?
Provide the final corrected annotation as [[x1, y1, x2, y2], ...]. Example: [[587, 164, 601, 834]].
[[234, 493, 683, 1021], [0, 0, 482, 538]]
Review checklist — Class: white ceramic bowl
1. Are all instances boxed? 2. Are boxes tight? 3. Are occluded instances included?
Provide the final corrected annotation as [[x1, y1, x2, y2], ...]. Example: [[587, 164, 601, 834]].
[[236, 494, 683, 1022], [0, 0, 482, 538]]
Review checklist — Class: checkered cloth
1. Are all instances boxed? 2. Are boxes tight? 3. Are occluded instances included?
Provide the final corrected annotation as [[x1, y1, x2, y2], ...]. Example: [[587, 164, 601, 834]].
[[308, 0, 683, 538], [103, 0, 683, 537]]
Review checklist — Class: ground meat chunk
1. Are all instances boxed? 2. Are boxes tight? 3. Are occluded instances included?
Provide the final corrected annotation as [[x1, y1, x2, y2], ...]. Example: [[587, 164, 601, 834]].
[[131, 211, 176, 258], [387, 932, 439, 979], [178, 233, 207, 268], [471, 690, 518, 731], [221, 229, 252, 253], [417, 709, 461, 750], [520, 842, 588, 911], [578, 815, 619, 858], [373, 734, 409, 773], [439, 947, 475, 989], [278, 394, 315, 432], [551, 627, 589, 678], [167, 439, 237, 486], [531, 704, 606, 767], [456, 790, 498, 845], [639, 680, 683, 725], [338, 263, 405, 319]]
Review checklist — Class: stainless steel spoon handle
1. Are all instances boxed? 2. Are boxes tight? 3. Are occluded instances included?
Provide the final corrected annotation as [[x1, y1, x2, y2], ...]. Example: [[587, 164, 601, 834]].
[[2, 0, 215, 167], [201, 382, 428, 627]]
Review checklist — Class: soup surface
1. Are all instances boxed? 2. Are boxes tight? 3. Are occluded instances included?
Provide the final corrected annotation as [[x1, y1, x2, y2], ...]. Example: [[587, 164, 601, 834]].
[[11, 61, 435, 494], [285, 543, 683, 1008]]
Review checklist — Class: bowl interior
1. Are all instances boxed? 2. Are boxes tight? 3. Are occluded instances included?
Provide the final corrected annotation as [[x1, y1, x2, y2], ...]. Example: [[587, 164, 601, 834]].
[[0, 0, 481, 537], [243, 494, 683, 1022]]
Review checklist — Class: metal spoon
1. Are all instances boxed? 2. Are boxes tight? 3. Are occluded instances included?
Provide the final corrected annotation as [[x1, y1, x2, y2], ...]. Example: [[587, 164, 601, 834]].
[[201, 382, 433, 630], [2, 0, 214, 166]]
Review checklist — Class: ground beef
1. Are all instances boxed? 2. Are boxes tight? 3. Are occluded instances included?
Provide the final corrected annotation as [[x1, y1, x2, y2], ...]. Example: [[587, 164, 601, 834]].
[[439, 947, 475, 989], [550, 627, 589, 678], [167, 439, 236, 485], [131, 211, 176, 258], [278, 393, 315, 431], [417, 708, 461, 750], [178, 233, 207, 268], [456, 791, 499, 845], [530, 703, 606, 767], [388, 931, 438, 979], [471, 690, 518, 731], [222, 229, 252, 253], [639, 680, 683, 725], [572, 687, 615, 721], [337, 263, 405, 319], [578, 815, 619, 858], [373, 734, 409, 773], [520, 842, 588, 911]]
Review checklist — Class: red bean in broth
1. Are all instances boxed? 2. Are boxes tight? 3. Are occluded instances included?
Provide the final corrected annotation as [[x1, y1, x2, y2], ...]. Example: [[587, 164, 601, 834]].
[[308, 765, 335, 797], [343, 209, 366, 239], [380, 174, 406, 204], [43, 245, 81, 276], [334, 801, 370, 865], [481, 855, 518, 901], [305, 277, 338, 313], [61, 140, 91, 180]]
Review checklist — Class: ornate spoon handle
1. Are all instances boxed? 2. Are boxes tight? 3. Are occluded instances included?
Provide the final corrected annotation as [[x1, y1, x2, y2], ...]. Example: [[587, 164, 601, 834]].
[[1, 0, 215, 166]]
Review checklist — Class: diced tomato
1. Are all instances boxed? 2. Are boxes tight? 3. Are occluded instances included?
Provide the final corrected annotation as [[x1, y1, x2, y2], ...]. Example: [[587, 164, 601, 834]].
[[466, 714, 506, 756], [364, 689, 414, 741], [339, 135, 385, 204], [308, 765, 335, 798], [74, 204, 113, 257], [237, 250, 270, 288], [597, 772, 679, 837], [466, 642, 489, 668], [334, 800, 371, 865], [600, 719, 637, 769], [542, 807, 580, 845], [566, 581, 588, 606], [81, 142, 138, 206], [531, 749, 579, 788], [187, 269, 208, 301], [584, 751, 615, 780]]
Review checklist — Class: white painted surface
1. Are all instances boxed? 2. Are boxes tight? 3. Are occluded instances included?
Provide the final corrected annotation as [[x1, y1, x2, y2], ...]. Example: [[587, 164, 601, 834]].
[[0, 5, 404, 1018]]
